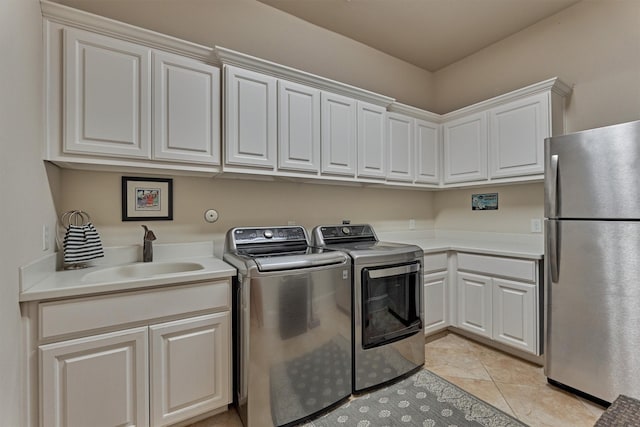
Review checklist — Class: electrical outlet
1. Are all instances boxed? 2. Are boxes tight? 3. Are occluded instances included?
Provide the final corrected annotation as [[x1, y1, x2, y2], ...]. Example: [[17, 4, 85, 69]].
[[287, 220, 296, 226], [530, 219, 542, 233], [409, 219, 416, 230], [42, 224, 50, 251]]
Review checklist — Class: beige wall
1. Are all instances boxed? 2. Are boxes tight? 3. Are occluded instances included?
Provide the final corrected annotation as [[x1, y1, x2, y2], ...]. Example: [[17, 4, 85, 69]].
[[431, 0, 640, 233], [59, 171, 435, 248], [433, 183, 544, 233], [0, 0, 59, 424], [56, 0, 435, 110], [433, 0, 640, 132]]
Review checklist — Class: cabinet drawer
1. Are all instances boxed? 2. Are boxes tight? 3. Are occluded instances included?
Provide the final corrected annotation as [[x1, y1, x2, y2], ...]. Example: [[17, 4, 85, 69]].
[[457, 253, 536, 282], [39, 280, 229, 340], [423, 253, 448, 273]]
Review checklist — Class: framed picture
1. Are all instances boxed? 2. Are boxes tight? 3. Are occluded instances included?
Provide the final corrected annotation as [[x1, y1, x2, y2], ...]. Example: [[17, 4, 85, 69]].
[[121, 176, 173, 221], [471, 193, 498, 210]]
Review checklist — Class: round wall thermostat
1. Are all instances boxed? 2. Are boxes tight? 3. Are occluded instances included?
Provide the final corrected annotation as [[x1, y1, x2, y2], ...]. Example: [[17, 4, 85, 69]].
[[204, 209, 219, 223]]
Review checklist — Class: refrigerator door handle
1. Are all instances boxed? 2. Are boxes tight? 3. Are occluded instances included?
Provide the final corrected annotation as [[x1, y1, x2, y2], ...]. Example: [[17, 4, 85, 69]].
[[548, 220, 559, 283], [546, 154, 559, 218]]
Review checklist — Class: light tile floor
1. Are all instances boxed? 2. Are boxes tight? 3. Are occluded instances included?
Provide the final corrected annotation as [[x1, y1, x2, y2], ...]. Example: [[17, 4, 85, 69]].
[[191, 332, 605, 426], [424, 333, 605, 427]]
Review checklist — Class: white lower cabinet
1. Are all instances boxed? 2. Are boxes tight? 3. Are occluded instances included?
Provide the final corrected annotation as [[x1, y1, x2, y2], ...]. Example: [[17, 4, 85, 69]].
[[422, 252, 450, 335], [456, 253, 539, 354], [34, 280, 231, 427], [457, 272, 493, 338], [40, 327, 150, 427], [423, 271, 449, 335], [150, 313, 230, 427], [492, 278, 536, 352]]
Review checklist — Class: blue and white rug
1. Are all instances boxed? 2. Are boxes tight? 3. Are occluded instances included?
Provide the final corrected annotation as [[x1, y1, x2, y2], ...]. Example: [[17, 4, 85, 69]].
[[301, 369, 526, 427]]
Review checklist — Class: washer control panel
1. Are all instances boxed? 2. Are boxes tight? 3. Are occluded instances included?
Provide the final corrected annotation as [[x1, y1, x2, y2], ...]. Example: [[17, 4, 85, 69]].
[[316, 224, 377, 244], [233, 226, 307, 244]]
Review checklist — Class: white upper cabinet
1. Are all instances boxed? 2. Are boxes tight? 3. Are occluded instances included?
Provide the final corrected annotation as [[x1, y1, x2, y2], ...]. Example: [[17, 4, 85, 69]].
[[321, 92, 357, 176], [443, 112, 488, 184], [415, 119, 440, 184], [357, 102, 387, 179], [224, 65, 277, 169], [44, 4, 224, 176], [277, 80, 321, 173], [63, 27, 151, 159], [489, 92, 549, 178], [153, 51, 220, 165], [386, 112, 415, 182]]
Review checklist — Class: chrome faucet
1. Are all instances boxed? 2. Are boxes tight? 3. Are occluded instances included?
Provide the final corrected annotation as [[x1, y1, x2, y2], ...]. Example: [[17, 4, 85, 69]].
[[141, 225, 157, 262]]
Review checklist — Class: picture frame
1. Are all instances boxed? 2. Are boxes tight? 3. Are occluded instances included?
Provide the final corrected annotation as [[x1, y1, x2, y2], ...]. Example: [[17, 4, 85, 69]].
[[121, 176, 173, 221]]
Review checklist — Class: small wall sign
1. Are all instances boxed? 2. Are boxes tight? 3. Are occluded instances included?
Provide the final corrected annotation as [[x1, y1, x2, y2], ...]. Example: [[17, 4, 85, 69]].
[[471, 193, 498, 210]]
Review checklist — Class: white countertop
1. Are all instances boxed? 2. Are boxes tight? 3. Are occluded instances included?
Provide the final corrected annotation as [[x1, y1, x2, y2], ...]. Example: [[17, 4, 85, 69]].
[[19, 231, 543, 302], [20, 242, 236, 302], [376, 230, 544, 260]]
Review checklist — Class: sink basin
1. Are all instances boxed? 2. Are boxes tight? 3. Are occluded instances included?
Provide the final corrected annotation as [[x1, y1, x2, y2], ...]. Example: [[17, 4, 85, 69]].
[[82, 261, 205, 283]]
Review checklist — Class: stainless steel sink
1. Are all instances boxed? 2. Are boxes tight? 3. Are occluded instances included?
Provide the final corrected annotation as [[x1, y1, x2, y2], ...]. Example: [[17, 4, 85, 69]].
[[82, 261, 205, 283]]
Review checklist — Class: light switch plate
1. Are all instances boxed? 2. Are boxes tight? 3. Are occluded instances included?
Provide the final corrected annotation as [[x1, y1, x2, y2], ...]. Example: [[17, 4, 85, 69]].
[[530, 219, 542, 233]]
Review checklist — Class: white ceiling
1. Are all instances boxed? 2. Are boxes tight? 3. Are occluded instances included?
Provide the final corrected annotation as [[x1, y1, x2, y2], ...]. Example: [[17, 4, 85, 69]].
[[256, 0, 581, 72]]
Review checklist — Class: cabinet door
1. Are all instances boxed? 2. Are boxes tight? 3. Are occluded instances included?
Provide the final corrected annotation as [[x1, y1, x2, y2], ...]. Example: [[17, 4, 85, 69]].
[[224, 65, 277, 168], [153, 52, 220, 165], [40, 327, 149, 427], [492, 278, 537, 353], [415, 119, 440, 184], [277, 80, 320, 172], [386, 112, 414, 182], [443, 112, 488, 183], [357, 102, 386, 179], [489, 92, 550, 178], [321, 92, 357, 176], [457, 272, 492, 338], [64, 27, 151, 159], [424, 271, 448, 335], [150, 313, 230, 427]]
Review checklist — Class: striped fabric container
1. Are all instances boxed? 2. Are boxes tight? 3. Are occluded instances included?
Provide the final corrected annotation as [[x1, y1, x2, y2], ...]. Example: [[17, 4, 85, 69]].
[[63, 223, 105, 263]]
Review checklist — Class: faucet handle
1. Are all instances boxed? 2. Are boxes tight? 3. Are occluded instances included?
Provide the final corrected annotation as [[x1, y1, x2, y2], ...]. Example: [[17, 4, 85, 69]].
[[141, 225, 157, 241]]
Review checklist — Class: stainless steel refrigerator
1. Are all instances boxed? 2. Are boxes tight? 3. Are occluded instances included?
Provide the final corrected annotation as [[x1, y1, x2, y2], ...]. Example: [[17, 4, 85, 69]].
[[545, 119, 640, 404]]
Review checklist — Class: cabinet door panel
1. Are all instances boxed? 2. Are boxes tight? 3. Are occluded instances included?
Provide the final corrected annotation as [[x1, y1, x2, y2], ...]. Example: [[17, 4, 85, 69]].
[[40, 327, 149, 427], [490, 92, 549, 178], [457, 272, 492, 337], [278, 80, 320, 172], [415, 119, 440, 184], [64, 27, 151, 158], [224, 66, 277, 168], [357, 102, 386, 178], [443, 112, 488, 183], [386, 112, 414, 182], [321, 92, 357, 176], [150, 313, 230, 426], [424, 272, 448, 335], [153, 52, 220, 164], [492, 278, 536, 352]]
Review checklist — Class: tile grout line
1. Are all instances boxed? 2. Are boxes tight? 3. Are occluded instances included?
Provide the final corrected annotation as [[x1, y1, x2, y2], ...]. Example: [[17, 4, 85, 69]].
[[464, 339, 522, 422]]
